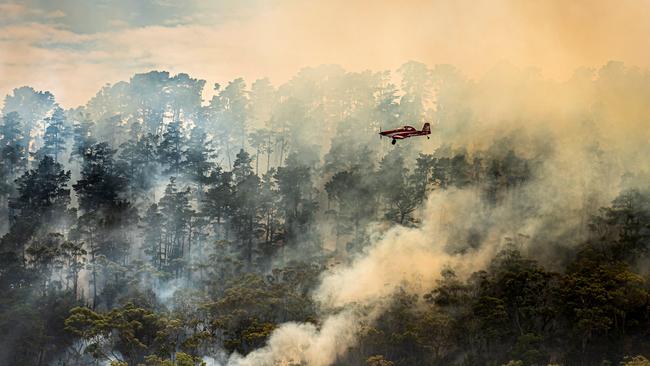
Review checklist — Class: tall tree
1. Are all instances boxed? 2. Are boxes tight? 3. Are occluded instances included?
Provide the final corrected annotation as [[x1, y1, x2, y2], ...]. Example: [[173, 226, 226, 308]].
[[73, 142, 133, 307], [248, 128, 273, 175], [202, 166, 232, 239], [142, 203, 164, 270], [249, 78, 276, 130], [397, 61, 433, 124], [59, 239, 87, 299], [374, 72, 400, 128], [258, 169, 280, 251], [377, 150, 419, 225], [231, 149, 261, 265], [325, 168, 376, 251], [183, 126, 215, 195], [2, 86, 56, 150], [38, 106, 70, 164], [69, 111, 96, 164], [0, 112, 28, 196], [2, 156, 70, 254], [158, 120, 185, 176], [221, 78, 249, 149], [118, 133, 159, 201], [275, 153, 319, 248], [74, 143, 127, 213], [158, 177, 194, 278], [210, 79, 249, 167]]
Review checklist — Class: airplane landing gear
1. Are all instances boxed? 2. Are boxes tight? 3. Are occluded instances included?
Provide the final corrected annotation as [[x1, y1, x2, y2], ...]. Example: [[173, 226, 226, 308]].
[[427, 136, 430, 139], [392, 139, 396, 145]]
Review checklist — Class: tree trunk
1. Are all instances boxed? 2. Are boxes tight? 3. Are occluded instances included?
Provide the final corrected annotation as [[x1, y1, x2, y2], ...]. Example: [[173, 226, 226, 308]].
[[92, 254, 97, 309], [255, 146, 260, 176], [73, 269, 78, 300], [186, 218, 193, 280], [226, 140, 232, 170], [266, 135, 272, 175]]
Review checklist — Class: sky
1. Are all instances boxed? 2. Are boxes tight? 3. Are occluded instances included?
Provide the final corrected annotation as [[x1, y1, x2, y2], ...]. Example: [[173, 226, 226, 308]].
[[1, 0, 650, 107]]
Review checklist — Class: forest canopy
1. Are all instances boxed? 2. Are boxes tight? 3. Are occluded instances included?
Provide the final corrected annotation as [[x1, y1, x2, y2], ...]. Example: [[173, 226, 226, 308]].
[[0, 61, 649, 366]]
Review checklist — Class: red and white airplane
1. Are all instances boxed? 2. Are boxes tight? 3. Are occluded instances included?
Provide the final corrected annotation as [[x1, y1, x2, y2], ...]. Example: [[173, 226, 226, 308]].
[[379, 122, 431, 144]]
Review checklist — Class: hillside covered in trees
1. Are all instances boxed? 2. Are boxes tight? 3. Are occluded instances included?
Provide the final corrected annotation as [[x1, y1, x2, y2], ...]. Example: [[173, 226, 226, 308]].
[[1, 61, 650, 366]]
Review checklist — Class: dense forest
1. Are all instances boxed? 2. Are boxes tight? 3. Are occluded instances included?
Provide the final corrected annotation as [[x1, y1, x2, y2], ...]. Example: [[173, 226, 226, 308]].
[[1, 61, 649, 366]]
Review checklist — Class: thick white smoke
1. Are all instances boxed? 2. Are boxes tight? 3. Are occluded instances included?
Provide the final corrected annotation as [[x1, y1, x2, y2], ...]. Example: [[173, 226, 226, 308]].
[[225, 189, 496, 366], [225, 120, 633, 365]]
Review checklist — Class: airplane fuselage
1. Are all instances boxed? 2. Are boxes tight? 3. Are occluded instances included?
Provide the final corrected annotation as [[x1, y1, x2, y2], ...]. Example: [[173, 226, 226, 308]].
[[379, 123, 431, 144]]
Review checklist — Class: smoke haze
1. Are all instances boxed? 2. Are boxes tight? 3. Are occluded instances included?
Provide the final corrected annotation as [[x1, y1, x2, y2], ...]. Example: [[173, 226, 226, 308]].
[[2, 1, 650, 365], [2, 0, 650, 106]]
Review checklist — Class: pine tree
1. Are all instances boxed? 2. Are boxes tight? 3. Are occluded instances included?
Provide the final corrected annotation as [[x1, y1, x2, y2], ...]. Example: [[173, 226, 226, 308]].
[[69, 112, 96, 164], [220, 78, 248, 150], [377, 150, 419, 224], [3, 156, 70, 253], [183, 126, 215, 194], [249, 78, 276, 130], [248, 129, 275, 176], [26, 232, 64, 297], [397, 61, 433, 124], [118, 133, 159, 201], [209, 79, 249, 168], [2, 86, 55, 150], [58, 239, 86, 298], [0, 112, 28, 195], [374, 74, 400, 127], [14, 156, 71, 223], [158, 120, 185, 176], [230, 149, 261, 265], [142, 203, 164, 270], [37, 106, 70, 164], [325, 168, 376, 251], [258, 169, 280, 250], [73, 142, 133, 307], [274, 153, 318, 248], [202, 166, 232, 239], [74, 142, 127, 212], [158, 177, 193, 277]]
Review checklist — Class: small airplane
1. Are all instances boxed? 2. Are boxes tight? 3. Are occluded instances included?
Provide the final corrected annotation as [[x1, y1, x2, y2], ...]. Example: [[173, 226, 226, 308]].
[[379, 122, 431, 145]]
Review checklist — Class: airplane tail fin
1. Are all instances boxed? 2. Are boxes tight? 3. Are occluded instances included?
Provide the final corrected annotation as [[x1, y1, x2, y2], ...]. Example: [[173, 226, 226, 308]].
[[422, 122, 431, 134]]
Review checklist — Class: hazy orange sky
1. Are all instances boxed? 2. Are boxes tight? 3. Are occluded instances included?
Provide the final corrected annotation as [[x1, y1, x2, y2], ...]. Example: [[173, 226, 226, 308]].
[[1, 0, 650, 107]]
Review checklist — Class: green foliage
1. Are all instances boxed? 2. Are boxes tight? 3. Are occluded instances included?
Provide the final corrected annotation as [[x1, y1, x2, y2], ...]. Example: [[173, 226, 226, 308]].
[[2, 86, 55, 137], [65, 302, 185, 364], [367, 355, 395, 366], [622, 356, 650, 366], [0, 111, 28, 194], [158, 120, 186, 176], [38, 106, 70, 164], [2, 65, 650, 366], [203, 265, 319, 354], [274, 152, 319, 247], [69, 111, 97, 163], [73, 142, 127, 212], [2, 156, 71, 255], [118, 132, 159, 199]]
